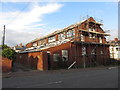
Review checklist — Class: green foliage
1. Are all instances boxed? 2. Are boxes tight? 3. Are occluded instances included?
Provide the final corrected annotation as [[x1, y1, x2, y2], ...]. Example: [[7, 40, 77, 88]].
[[0, 44, 15, 60], [0, 44, 9, 49], [0, 51, 2, 56], [2, 48, 15, 60]]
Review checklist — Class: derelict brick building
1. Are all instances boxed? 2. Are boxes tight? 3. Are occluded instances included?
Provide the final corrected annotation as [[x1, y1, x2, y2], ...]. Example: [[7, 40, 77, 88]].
[[16, 17, 110, 70]]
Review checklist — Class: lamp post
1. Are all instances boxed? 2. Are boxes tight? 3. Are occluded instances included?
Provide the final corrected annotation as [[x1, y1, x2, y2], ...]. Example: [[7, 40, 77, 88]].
[[2, 25, 5, 49]]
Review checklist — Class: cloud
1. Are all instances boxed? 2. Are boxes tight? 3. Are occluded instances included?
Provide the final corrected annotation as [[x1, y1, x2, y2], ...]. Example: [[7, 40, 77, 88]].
[[6, 29, 44, 46], [0, 2, 63, 46], [0, 3, 63, 31], [1, 0, 119, 2]]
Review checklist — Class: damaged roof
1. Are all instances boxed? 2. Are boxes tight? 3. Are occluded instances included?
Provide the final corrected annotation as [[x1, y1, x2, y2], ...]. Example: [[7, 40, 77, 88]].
[[29, 17, 103, 43]]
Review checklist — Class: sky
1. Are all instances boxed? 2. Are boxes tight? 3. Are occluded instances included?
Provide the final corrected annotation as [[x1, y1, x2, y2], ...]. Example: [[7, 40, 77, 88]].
[[0, 1, 118, 47]]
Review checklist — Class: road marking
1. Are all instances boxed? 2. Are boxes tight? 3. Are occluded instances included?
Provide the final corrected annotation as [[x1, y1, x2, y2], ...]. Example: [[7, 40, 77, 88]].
[[48, 81, 62, 84], [108, 67, 117, 69], [24, 80, 63, 88]]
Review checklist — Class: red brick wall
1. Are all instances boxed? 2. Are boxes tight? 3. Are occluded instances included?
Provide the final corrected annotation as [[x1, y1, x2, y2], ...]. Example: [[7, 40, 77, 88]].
[[1, 57, 12, 73], [16, 51, 48, 70], [16, 42, 110, 70], [44, 42, 110, 69]]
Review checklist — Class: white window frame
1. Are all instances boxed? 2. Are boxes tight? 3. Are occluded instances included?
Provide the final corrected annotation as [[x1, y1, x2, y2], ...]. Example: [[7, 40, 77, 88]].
[[62, 50, 68, 61]]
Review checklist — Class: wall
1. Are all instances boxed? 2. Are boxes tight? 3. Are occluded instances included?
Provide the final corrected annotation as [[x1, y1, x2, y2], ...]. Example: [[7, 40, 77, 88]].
[[110, 46, 120, 60], [43, 41, 110, 69], [16, 41, 110, 70], [16, 51, 48, 70], [1, 57, 12, 73]]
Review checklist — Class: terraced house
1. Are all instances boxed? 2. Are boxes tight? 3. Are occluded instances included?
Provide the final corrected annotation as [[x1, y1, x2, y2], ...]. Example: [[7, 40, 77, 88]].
[[16, 17, 110, 70]]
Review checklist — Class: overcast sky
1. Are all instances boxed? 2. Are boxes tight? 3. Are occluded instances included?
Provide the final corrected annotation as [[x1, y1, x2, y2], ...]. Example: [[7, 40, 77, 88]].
[[0, 1, 118, 47]]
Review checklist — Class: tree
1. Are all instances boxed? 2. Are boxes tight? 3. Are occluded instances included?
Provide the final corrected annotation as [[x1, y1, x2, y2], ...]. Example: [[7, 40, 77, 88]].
[[2, 48, 15, 60], [0, 44, 9, 49], [0, 44, 15, 60]]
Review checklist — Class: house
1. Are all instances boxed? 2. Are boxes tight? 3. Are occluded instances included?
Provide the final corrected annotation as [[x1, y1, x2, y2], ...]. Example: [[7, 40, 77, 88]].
[[16, 17, 110, 70], [109, 38, 120, 60], [13, 43, 26, 52]]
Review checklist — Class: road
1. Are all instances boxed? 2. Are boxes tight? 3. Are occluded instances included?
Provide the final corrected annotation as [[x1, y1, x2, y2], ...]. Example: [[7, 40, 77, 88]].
[[2, 67, 118, 88]]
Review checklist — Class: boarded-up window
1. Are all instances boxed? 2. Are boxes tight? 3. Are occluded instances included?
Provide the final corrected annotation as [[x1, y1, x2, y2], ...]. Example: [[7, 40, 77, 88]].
[[91, 50, 95, 55], [62, 50, 68, 61], [82, 46, 86, 56], [53, 53, 60, 62], [100, 51, 103, 54]]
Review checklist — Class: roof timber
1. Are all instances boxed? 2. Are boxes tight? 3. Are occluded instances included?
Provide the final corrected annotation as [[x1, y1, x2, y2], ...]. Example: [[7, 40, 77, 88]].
[[72, 41, 110, 46], [80, 29, 110, 36], [29, 17, 104, 43]]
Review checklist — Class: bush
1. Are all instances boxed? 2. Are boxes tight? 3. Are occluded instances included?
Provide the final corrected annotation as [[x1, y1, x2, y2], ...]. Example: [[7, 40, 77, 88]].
[[0, 44, 9, 49], [0, 51, 2, 56], [2, 48, 15, 60]]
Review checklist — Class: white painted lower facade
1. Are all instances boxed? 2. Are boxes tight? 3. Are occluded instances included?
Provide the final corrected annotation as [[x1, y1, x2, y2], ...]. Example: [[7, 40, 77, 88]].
[[109, 45, 120, 60]]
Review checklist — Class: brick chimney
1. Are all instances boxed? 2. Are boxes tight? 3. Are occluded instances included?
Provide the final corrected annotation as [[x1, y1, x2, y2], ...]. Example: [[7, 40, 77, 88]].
[[20, 43, 23, 47], [114, 38, 118, 42], [16, 45, 18, 47]]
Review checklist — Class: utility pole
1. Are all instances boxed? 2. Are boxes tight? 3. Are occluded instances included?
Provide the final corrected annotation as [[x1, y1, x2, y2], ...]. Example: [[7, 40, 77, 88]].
[[2, 25, 5, 49]]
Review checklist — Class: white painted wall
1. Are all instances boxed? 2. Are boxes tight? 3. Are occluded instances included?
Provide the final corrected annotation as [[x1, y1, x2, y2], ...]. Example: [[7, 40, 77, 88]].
[[109, 45, 120, 60]]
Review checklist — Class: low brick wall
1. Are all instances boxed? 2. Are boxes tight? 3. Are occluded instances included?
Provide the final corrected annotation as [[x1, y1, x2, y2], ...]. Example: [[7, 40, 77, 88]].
[[0, 57, 12, 73]]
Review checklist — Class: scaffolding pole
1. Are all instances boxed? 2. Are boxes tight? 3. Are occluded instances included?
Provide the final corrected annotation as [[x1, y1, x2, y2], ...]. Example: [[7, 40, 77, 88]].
[[68, 61, 76, 69]]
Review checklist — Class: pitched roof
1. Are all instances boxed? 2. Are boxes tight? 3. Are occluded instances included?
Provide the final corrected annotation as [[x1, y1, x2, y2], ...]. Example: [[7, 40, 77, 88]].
[[29, 17, 103, 43]]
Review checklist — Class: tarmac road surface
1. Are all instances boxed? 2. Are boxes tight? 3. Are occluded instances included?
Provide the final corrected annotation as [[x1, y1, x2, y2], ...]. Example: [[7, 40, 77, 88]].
[[2, 66, 118, 88]]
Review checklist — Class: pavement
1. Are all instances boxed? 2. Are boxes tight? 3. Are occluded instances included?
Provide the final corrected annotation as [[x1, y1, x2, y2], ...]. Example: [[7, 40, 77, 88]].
[[2, 65, 119, 88]]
